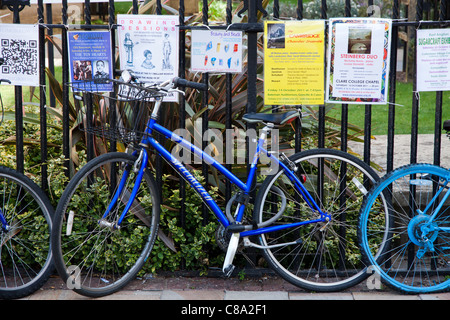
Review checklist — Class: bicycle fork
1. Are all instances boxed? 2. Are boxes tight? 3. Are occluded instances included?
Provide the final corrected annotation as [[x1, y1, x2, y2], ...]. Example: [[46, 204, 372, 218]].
[[99, 149, 148, 230]]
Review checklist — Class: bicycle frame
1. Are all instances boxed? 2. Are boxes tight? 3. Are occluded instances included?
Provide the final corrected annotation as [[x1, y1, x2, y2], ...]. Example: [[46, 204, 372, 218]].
[[0, 210, 8, 231], [104, 95, 330, 238]]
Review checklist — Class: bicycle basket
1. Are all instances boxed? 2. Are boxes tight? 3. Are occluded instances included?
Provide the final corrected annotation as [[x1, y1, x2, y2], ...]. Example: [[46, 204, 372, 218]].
[[68, 80, 164, 145]]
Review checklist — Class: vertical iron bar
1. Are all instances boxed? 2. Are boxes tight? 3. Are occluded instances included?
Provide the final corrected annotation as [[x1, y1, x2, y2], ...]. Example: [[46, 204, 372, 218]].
[[12, 4, 23, 174], [201, 0, 209, 225], [410, 0, 423, 166], [38, 0, 48, 192], [295, 0, 303, 153], [247, 0, 258, 195], [62, 0, 70, 178], [387, 0, 400, 174], [318, 0, 327, 149], [273, 0, 279, 18], [336, 0, 353, 272], [46, 3, 56, 109], [153, 0, 164, 225], [225, 0, 233, 201], [178, 0, 187, 269], [363, 0, 373, 167], [108, 0, 117, 154], [156, 0, 162, 15], [434, 0, 446, 166], [84, 0, 94, 163], [296, 0, 303, 20], [408, 0, 424, 271]]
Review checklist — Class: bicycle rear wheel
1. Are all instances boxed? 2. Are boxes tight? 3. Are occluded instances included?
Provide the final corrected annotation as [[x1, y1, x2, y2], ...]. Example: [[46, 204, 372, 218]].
[[52, 152, 160, 297], [0, 166, 54, 299], [359, 163, 450, 294], [253, 148, 388, 292]]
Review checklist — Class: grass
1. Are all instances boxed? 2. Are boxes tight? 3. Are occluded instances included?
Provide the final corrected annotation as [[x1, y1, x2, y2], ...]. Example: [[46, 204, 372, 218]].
[[326, 82, 450, 136]]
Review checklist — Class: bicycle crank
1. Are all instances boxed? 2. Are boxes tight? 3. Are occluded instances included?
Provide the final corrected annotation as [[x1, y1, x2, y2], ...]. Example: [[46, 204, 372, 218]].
[[222, 233, 239, 277]]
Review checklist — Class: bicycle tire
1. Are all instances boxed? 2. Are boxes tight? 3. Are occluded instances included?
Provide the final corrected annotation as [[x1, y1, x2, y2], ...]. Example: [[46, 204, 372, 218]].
[[0, 166, 54, 299], [52, 152, 160, 297], [253, 148, 389, 292], [358, 163, 450, 294]]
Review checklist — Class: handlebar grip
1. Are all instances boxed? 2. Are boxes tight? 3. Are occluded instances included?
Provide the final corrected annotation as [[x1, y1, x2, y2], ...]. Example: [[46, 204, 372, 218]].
[[173, 77, 208, 91]]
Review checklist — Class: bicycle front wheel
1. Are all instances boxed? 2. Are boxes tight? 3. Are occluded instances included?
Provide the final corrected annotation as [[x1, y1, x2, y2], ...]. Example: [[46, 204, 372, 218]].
[[0, 166, 54, 299], [359, 163, 450, 294], [52, 152, 160, 297], [253, 148, 388, 292]]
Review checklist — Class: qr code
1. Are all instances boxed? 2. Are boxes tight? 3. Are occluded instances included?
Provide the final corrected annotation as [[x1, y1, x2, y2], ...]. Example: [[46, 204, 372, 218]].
[[1, 39, 38, 76]]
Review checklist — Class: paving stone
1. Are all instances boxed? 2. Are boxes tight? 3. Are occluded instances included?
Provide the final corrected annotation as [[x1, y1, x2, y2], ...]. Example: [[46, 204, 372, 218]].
[[289, 292, 354, 300], [224, 290, 289, 300], [161, 289, 225, 300], [352, 292, 420, 300]]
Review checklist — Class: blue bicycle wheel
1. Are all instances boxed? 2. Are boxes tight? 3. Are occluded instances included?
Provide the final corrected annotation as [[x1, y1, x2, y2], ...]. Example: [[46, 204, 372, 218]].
[[359, 163, 450, 294]]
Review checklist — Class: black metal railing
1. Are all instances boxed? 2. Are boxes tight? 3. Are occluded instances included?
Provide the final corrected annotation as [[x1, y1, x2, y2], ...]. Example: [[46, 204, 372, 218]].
[[3, 0, 449, 269]]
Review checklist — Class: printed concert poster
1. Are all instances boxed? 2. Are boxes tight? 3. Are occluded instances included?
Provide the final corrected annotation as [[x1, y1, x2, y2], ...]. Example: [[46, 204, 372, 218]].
[[191, 29, 243, 73], [416, 28, 450, 92], [0, 24, 39, 86], [326, 18, 392, 104], [264, 20, 325, 105], [67, 30, 113, 92], [117, 14, 179, 102]]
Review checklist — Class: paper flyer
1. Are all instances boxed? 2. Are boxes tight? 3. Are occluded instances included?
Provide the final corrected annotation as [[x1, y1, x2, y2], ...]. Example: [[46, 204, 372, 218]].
[[191, 30, 243, 73], [326, 18, 392, 104], [416, 28, 450, 92], [0, 24, 39, 86], [117, 14, 179, 102], [67, 30, 113, 92], [264, 20, 325, 105]]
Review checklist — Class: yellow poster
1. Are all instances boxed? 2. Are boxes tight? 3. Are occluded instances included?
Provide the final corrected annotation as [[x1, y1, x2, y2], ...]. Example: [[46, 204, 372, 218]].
[[264, 20, 325, 105]]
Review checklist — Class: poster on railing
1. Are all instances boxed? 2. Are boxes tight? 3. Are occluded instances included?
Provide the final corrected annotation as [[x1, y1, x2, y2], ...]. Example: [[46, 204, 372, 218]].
[[0, 24, 39, 86], [416, 28, 450, 92], [117, 14, 179, 102], [326, 18, 392, 104], [264, 20, 325, 105], [190, 30, 243, 73], [67, 30, 113, 92]]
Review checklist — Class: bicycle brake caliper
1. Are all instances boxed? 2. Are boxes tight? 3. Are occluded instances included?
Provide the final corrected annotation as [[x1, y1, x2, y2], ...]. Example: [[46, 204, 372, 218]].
[[280, 153, 297, 172]]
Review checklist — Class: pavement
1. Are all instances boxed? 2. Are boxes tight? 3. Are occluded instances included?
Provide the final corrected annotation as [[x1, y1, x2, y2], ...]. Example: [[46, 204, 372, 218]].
[[348, 134, 450, 175], [19, 272, 450, 301]]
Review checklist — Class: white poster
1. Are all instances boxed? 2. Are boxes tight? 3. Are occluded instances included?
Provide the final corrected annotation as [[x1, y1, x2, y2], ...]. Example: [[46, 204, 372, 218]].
[[417, 29, 450, 92], [191, 30, 243, 73], [117, 14, 179, 101], [326, 18, 392, 104], [0, 24, 39, 86]]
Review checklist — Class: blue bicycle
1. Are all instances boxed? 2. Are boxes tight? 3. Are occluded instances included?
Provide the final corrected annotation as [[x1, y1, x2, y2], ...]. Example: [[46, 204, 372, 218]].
[[358, 121, 450, 294], [52, 71, 388, 297]]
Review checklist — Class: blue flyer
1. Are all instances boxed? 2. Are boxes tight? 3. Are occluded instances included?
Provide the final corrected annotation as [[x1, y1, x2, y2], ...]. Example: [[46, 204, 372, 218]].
[[68, 31, 113, 92]]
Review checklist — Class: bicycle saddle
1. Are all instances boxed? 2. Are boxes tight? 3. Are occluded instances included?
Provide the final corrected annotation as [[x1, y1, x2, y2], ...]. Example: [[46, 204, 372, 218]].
[[242, 110, 299, 126]]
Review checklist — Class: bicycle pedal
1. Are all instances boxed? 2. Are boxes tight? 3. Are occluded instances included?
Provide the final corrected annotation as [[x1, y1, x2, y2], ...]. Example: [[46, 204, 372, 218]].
[[223, 264, 235, 277]]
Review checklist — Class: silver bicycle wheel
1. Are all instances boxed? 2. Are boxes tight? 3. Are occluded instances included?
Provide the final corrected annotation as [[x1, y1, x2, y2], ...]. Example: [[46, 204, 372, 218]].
[[253, 148, 389, 292], [52, 152, 160, 297]]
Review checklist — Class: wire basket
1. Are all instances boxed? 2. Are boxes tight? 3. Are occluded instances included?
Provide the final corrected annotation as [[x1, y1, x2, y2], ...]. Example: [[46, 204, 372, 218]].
[[68, 80, 164, 145]]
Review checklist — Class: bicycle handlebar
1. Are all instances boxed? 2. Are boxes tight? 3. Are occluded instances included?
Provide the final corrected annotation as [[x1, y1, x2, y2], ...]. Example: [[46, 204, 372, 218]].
[[172, 77, 208, 91], [0, 79, 11, 85]]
